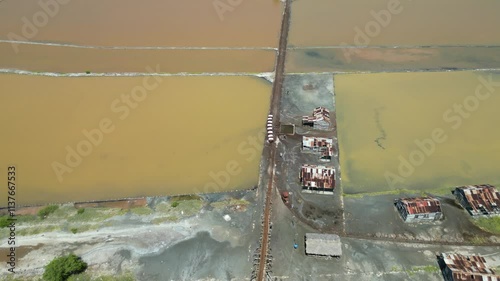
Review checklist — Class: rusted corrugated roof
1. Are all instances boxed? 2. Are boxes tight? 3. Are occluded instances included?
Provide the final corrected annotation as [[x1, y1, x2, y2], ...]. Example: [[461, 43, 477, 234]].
[[300, 165, 335, 189], [302, 107, 331, 123], [302, 136, 333, 149], [455, 184, 500, 216], [441, 253, 500, 280], [396, 197, 442, 215]]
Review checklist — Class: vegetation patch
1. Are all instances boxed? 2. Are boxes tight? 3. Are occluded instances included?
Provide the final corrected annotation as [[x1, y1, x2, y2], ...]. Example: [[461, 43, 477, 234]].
[[344, 187, 454, 199], [68, 208, 127, 223], [17, 225, 59, 236], [38, 205, 59, 219], [43, 254, 87, 281], [211, 199, 249, 209], [130, 206, 153, 216], [389, 265, 439, 276], [408, 265, 440, 274], [152, 216, 178, 224], [0, 216, 11, 228], [170, 194, 201, 201], [16, 214, 39, 224], [156, 199, 203, 217], [473, 216, 500, 235]]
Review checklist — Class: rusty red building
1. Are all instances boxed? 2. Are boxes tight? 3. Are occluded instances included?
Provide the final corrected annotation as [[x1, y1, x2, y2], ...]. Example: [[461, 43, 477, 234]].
[[299, 164, 335, 193], [302, 107, 331, 130], [438, 252, 500, 281], [394, 197, 443, 222], [453, 184, 500, 217]]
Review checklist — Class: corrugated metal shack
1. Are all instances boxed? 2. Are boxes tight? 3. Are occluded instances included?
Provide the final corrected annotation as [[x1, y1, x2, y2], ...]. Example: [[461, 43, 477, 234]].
[[305, 233, 342, 258], [299, 164, 335, 193], [394, 197, 443, 222], [302, 136, 334, 161], [438, 252, 500, 281], [453, 184, 500, 217], [302, 107, 331, 130]]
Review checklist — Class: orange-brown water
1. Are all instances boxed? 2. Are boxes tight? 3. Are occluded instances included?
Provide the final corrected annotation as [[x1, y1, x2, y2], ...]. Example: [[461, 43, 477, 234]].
[[0, 43, 276, 73], [0, 0, 282, 48], [289, 0, 500, 46], [0, 74, 271, 206]]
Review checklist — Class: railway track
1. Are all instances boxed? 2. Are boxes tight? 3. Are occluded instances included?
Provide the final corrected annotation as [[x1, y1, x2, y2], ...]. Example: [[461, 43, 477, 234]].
[[253, 0, 291, 280]]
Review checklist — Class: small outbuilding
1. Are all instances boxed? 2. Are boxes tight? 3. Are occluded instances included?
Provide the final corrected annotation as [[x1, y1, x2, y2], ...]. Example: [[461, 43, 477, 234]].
[[438, 252, 500, 281], [302, 107, 331, 130], [394, 197, 442, 222], [302, 136, 334, 162], [300, 164, 335, 193], [453, 184, 500, 217], [305, 233, 342, 258]]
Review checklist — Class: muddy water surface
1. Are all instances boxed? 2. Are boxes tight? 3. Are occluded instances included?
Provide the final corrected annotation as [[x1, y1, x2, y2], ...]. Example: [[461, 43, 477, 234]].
[[336, 71, 500, 193], [0, 43, 276, 73], [0, 0, 282, 47], [289, 0, 500, 46], [286, 47, 500, 73], [0, 74, 270, 206]]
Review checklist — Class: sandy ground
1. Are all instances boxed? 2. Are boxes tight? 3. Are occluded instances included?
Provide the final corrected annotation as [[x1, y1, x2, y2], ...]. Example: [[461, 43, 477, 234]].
[[0, 191, 264, 281]]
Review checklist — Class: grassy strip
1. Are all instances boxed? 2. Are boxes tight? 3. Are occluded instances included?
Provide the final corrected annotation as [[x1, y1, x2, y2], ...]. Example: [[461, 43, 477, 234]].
[[211, 199, 250, 209], [390, 265, 440, 276], [152, 216, 178, 224], [406, 265, 440, 276], [38, 205, 59, 219], [130, 207, 153, 216], [472, 216, 500, 235], [17, 225, 60, 236], [67, 208, 127, 223], [343, 187, 454, 199], [170, 194, 201, 201]]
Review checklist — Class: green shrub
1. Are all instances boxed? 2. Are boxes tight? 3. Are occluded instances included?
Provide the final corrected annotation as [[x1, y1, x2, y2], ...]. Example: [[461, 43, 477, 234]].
[[85, 71, 91, 74], [38, 205, 59, 219], [43, 254, 88, 281], [70, 228, 78, 234], [171, 201, 179, 208], [77, 208, 85, 215], [0, 216, 11, 228]]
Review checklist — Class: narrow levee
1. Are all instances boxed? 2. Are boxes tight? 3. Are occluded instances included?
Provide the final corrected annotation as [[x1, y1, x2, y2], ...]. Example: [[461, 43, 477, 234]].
[[255, 0, 291, 280]]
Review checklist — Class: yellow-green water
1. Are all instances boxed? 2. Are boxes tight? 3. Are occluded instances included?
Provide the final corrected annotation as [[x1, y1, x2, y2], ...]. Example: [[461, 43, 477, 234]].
[[336, 71, 500, 193]]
